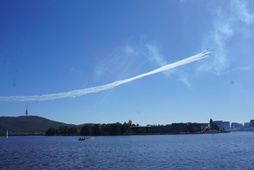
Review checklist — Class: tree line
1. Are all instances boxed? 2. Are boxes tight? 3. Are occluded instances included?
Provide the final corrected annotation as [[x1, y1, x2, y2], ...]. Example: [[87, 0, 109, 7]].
[[45, 119, 223, 136], [45, 122, 131, 136]]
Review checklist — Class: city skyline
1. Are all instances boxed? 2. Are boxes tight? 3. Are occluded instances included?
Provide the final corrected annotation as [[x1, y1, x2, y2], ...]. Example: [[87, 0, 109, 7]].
[[1, 0, 254, 125]]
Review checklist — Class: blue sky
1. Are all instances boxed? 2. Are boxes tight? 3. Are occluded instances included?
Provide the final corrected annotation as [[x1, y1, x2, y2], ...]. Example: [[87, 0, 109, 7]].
[[1, 0, 254, 125]]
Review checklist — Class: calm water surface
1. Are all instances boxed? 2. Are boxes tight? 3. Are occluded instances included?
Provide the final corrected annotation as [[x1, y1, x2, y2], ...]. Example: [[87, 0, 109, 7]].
[[1, 132, 254, 169]]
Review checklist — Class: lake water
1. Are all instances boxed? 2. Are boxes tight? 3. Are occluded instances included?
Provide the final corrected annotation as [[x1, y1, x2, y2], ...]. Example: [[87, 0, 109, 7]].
[[1, 132, 254, 169]]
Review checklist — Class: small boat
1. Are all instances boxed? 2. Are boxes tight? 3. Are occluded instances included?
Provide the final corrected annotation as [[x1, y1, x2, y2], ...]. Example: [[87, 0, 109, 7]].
[[78, 138, 86, 141], [78, 137, 93, 141], [5, 130, 8, 139]]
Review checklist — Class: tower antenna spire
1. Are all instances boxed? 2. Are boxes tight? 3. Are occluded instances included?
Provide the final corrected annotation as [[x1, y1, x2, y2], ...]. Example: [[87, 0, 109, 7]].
[[25, 104, 28, 116]]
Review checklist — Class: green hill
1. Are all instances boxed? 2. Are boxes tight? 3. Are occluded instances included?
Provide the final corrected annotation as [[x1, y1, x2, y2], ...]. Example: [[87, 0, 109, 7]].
[[0, 116, 74, 135]]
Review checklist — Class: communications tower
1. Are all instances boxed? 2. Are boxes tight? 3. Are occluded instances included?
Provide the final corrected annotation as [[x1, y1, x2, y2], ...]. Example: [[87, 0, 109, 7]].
[[25, 104, 28, 116]]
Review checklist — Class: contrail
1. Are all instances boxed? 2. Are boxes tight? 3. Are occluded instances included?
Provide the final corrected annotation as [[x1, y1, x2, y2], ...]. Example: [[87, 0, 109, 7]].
[[0, 50, 212, 102]]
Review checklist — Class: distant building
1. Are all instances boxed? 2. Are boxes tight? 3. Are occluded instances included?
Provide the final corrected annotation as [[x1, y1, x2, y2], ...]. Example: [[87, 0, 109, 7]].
[[250, 120, 254, 127], [214, 121, 223, 130], [231, 122, 243, 129], [244, 122, 250, 127], [223, 121, 230, 130], [214, 121, 230, 130]]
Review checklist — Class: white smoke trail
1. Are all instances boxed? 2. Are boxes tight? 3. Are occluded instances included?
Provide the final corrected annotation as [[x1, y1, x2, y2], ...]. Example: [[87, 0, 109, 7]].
[[0, 50, 212, 102]]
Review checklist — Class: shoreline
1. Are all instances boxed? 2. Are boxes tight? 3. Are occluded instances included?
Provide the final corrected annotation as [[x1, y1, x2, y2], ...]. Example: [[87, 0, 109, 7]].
[[2, 131, 231, 137]]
